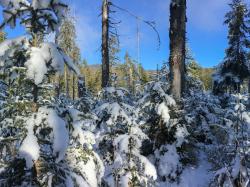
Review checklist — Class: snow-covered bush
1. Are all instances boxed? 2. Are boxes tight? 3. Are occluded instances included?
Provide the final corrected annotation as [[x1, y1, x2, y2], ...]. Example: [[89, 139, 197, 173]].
[[65, 108, 104, 187], [95, 87, 157, 186], [0, 80, 7, 108], [137, 80, 190, 184], [212, 95, 250, 187], [185, 75, 204, 92], [184, 90, 250, 186], [137, 81, 172, 137], [103, 126, 157, 187]]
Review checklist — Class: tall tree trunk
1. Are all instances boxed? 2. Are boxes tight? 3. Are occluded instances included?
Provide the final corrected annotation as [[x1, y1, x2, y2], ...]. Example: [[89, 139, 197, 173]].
[[32, 34, 40, 112], [169, 0, 186, 99], [78, 76, 86, 98], [64, 65, 69, 97], [72, 74, 75, 100], [102, 0, 110, 88], [248, 78, 250, 108], [54, 74, 61, 98]]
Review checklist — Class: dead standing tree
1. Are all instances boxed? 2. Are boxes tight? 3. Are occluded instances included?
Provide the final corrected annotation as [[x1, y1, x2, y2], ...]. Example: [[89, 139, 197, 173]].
[[101, 0, 160, 89], [102, 0, 110, 88], [169, 0, 187, 99]]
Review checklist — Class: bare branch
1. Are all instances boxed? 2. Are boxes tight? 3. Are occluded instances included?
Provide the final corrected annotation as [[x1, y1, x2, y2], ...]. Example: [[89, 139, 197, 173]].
[[110, 2, 161, 50]]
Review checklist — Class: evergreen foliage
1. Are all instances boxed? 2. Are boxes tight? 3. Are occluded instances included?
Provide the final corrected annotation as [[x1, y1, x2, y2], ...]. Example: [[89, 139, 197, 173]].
[[213, 0, 250, 94]]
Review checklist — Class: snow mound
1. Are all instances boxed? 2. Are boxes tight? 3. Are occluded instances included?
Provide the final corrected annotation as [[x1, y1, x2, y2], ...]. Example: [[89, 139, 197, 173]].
[[19, 117, 40, 169], [46, 108, 69, 163]]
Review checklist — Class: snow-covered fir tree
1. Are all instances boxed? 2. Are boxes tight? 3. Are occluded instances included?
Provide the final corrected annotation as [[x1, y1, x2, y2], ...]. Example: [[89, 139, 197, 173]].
[[0, 1, 104, 186], [94, 87, 157, 186], [136, 75, 191, 185], [213, 0, 250, 94]]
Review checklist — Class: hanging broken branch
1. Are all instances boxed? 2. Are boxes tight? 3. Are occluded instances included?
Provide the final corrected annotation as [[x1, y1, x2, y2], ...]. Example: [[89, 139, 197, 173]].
[[110, 2, 161, 50]]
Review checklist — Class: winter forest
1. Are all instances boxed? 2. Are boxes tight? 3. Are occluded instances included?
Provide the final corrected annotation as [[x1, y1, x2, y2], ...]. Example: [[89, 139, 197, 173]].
[[0, 0, 250, 186]]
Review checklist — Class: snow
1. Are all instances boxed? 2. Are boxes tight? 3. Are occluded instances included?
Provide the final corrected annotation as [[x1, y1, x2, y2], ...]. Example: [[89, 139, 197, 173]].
[[114, 134, 134, 153], [0, 37, 22, 56], [47, 109, 69, 163], [32, 0, 51, 9], [48, 174, 53, 187], [24, 42, 80, 85], [62, 53, 81, 76], [19, 107, 69, 167], [0, 0, 66, 31], [130, 126, 148, 140], [0, 167, 5, 174], [65, 176, 74, 187], [137, 154, 157, 180], [81, 156, 101, 187], [1, 9, 249, 184], [0, 0, 29, 8], [242, 112, 250, 124], [152, 82, 176, 106], [72, 123, 96, 148], [25, 43, 65, 85], [158, 152, 213, 187], [71, 173, 90, 187], [231, 155, 241, 179], [155, 144, 181, 179], [25, 47, 48, 85], [157, 102, 170, 124], [68, 151, 104, 187], [120, 172, 132, 187], [112, 133, 157, 184], [175, 126, 189, 147], [19, 116, 40, 169], [96, 102, 132, 127]]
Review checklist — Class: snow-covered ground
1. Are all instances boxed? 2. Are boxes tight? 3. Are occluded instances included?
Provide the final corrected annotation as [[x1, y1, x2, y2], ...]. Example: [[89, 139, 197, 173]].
[[158, 152, 213, 187]]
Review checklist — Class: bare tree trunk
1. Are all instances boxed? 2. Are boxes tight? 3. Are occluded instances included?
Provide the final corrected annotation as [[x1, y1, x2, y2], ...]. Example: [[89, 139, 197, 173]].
[[55, 75, 60, 98], [72, 74, 75, 100], [248, 78, 250, 108], [32, 34, 40, 112], [169, 0, 186, 99], [102, 0, 110, 88], [64, 65, 69, 97], [78, 76, 86, 98]]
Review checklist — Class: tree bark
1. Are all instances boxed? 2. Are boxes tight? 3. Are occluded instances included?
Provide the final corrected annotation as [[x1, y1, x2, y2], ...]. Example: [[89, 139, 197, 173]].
[[64, 65, 69, 97], [32, 34, 40, 112], [72, 75, 74, 100], [78, 76, 86, 98], [169, 0, 186, 99], [102, 0, 110, 88]]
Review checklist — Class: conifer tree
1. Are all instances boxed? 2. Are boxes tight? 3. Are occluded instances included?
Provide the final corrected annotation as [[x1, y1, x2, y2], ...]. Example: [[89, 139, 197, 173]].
[[0, 1, 103, 186], [109, 35, 120, 71], [57, 11, 80, 98], [213, 0, 250, 94], [0, 32, 6, 43], [95, 87, 156, 186], [138, 63, 149, 85], [124, 52, 137, 94]]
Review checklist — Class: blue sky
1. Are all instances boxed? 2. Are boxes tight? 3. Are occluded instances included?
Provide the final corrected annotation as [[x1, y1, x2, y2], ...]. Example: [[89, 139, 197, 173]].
[[1, 0, 231, 70]]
